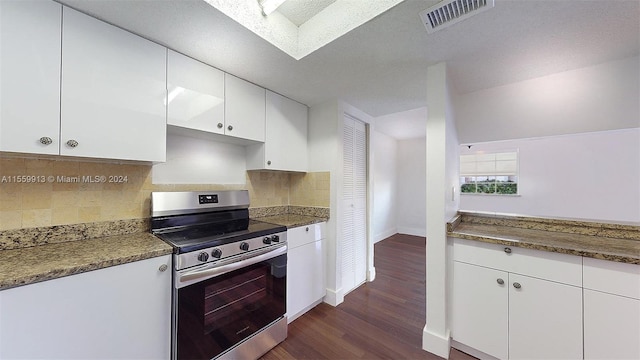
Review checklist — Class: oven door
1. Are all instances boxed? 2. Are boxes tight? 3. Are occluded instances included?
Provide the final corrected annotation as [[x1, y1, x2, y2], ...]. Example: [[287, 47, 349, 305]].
[[174, 245, 287, 360]]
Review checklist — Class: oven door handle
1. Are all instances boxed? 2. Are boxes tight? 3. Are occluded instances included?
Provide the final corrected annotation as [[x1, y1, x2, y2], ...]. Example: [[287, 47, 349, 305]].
[[177, 244, 287, 288]]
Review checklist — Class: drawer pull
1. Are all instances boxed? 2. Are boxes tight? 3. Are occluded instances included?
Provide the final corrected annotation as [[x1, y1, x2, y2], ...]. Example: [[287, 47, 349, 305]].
[[513, 282, 522, 289], [497, 278, 504, 285], [504, 247, 512, 254]]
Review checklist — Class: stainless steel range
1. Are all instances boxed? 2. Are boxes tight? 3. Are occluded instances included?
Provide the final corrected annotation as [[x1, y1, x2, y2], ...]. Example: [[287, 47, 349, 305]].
[[151, 190, 287, 360]]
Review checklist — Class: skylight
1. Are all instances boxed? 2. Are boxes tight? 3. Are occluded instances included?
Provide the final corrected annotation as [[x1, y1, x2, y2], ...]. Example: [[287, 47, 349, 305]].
[[203, 0, 406, 60]]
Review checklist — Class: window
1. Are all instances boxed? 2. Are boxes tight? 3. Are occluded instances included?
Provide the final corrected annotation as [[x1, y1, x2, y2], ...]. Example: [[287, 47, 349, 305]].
[[460, 151, 518, 195]]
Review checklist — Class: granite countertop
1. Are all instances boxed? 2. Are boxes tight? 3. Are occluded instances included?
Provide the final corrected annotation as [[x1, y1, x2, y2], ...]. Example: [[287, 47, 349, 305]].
[[255, 214, 328, 228], [0, 221, 173, 291], [448, 212, 640, 264]]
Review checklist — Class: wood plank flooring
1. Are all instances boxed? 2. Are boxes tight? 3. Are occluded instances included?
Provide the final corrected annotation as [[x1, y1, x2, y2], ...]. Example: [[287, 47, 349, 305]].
[[261, 234, 476, 360]]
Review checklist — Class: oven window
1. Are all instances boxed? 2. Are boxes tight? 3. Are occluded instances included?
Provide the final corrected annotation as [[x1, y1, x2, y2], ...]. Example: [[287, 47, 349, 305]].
[[176, 253, 286, 360]]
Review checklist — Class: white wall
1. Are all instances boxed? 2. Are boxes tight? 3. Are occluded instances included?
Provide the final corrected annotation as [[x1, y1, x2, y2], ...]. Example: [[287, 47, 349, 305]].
[[455, 56, 640, 144], [372, 130, 398, 242], [460, 128, 640, 223], [396, 137, 427, 237], [152, 133, 246, 184]]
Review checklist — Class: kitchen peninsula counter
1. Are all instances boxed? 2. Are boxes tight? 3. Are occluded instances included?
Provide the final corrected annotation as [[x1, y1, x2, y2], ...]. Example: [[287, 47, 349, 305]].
[[0, 219, 172, 290], [448, 211, 640, 264]]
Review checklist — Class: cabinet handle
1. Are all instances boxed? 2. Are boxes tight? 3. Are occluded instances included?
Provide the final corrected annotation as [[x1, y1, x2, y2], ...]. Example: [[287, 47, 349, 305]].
[[267, 160, 272, 165], [504, 247, 512, 254], [217, 123, 223, 129], [497, 278, 504, 285], [39, 137, 53, 145], [513, 282, 521, 289], [227, 125, 233, 131], [159, 264, 168, 272], [66, 139, 79, 148]]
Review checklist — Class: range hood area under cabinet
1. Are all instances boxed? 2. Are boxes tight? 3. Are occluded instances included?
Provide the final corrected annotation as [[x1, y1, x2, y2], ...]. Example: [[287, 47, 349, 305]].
[[1, 0, 309, 171], [167, 50, 308, 172], [0, 2, 166, 162]]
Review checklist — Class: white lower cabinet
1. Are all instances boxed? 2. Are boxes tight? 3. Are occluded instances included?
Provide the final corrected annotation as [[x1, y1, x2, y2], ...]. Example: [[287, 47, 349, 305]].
[[508, 273, 583, 360], [452, 238, 583, 360], [583, 257, 640, 360], [584, 289, 640, 360], [287, 223, 326, 322], [0, 255, 171, 359], [452, 261, 508, 359]]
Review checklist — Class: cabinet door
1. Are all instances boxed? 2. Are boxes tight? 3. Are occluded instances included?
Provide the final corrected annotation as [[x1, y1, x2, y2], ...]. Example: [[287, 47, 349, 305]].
[[224, 74, 265, 142], [264, 90, 308, 171], [0, 0, 61, 155], [287, 240, 325, 322], [0, 255, 171, 359], [167, 50, 225, 134], [509, 273, 583, 360], [584, 289, 640, 360], [452, 261, 508, 359], [61, 7, 166, 162]]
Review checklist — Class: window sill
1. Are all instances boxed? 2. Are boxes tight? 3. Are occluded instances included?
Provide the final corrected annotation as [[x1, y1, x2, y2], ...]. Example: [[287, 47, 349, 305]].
[[461, 193, 521, 197]]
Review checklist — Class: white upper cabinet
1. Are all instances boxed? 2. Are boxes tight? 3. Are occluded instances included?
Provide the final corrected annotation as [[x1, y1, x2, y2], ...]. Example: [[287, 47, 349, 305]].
[[167, 50, 225, 135], [224, 74, 265, 142], [246, 90, 308, 171], [61, 7, 166, 162], [0, 0, 61, 155]]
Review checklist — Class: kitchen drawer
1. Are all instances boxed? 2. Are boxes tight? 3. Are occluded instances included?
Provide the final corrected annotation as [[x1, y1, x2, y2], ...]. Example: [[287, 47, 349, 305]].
[[583, 257, 640, 299], [287, 222, 326, 249], [453, 238, 582, 286]]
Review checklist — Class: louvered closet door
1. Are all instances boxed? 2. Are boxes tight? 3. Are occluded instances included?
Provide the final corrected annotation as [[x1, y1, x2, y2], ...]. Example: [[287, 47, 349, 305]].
[[342, 115, 367, 295]]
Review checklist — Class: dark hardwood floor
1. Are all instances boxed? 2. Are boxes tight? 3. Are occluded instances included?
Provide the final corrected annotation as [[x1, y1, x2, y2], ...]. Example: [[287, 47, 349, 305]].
[[261, 234, 476, 360]]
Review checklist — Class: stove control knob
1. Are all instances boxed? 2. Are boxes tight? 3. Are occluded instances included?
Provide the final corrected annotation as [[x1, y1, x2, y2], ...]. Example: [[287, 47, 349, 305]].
[[197, 252, 209, 262], [263, 237, 271, 244], [271, 235, 280, 243], [211, 249, 222, 259], [240, 242, 250, 251]]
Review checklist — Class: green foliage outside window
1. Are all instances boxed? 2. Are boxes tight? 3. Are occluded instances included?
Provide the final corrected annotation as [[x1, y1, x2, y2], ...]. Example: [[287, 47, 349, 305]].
[[460, 177, 517, 195]]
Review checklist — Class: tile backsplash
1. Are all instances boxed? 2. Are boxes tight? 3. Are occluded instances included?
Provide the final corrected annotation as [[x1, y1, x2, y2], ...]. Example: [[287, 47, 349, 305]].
[[0, 157, 330, 231]]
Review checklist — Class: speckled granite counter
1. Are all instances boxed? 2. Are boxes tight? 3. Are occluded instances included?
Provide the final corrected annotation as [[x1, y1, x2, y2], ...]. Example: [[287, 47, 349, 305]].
[[0, 220, 172, 291], [448, 212, 640, 264], [250, 205, 329, 228], [256, 214, 327, 228]]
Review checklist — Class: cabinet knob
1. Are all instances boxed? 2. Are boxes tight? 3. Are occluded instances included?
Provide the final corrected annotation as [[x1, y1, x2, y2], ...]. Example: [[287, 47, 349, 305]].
[[504, 247, 512, 254], [227, 125, 233, 131], [306, 227, 309, 232], [513, 282, 522, 289], [217, 123, 223, 129], [39, 137, 53, 145], [497, 278, 504, 285], [267, 160, 272, 165], [66, 139, 79, 148], [158, 264, 168, 272]]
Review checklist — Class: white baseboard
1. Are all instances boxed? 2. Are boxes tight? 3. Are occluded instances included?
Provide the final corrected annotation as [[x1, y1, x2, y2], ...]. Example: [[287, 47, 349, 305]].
[[374, 228, 397, 243], [323, 287, 344, 307], [451, 340, 499, 360], [398, 226, 426, 237], [367, 266, 376, 282], [422, 327, 451, 359]]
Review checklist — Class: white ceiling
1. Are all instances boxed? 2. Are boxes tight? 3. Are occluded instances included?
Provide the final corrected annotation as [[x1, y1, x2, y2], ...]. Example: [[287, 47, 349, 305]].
[[57, 0, 640, 138]]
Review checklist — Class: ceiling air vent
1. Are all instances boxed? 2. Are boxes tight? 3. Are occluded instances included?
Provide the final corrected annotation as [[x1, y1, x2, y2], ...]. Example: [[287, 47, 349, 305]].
[[419, 0, 495, 34]]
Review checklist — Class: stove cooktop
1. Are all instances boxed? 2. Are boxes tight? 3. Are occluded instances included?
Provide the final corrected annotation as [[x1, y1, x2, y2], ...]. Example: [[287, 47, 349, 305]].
[[154, 219, 286, 254]]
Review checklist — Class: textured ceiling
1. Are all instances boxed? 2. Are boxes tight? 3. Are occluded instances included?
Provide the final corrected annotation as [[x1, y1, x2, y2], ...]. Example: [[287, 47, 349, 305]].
[[57, 0, 640, 131]]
